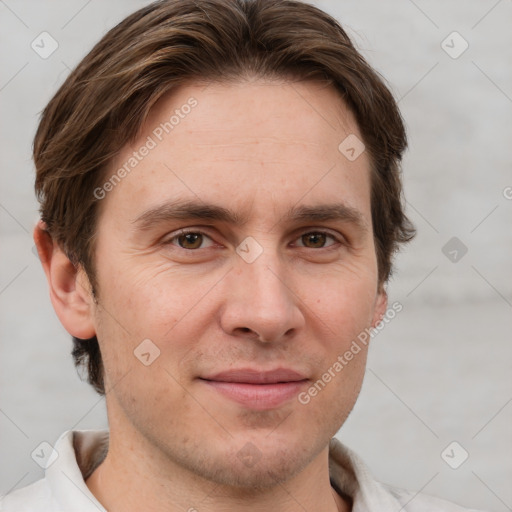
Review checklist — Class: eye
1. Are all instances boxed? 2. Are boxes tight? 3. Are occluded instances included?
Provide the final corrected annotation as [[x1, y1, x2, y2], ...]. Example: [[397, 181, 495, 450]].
[[167, 230, 215, 250], [295, 231, 339, 249], [163, 229, 342, 253]]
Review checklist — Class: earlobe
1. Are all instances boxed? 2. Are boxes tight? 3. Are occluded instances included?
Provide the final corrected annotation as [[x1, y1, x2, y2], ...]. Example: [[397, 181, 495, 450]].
[[371, 286, 388, 328], [33, 220, 96, 340]]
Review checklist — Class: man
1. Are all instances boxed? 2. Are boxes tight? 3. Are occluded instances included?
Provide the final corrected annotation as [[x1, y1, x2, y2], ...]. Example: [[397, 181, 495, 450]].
[[1, 0, 483, 510]]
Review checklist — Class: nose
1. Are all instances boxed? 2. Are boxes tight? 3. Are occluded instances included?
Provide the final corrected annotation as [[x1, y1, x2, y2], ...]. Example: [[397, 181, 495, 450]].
[[219, 253, 305, 343]]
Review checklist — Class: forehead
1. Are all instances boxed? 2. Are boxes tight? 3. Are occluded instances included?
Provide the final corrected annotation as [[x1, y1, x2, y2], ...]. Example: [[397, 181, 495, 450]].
[[98, 79, 372, 227]]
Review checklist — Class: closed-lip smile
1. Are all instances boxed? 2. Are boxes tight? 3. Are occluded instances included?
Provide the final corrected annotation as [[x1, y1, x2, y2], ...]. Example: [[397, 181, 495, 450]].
[[199, 368, 309, 409]]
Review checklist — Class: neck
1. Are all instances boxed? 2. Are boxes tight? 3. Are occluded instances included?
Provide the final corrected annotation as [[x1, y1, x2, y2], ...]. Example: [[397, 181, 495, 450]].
[[85, 427, 350, 512]]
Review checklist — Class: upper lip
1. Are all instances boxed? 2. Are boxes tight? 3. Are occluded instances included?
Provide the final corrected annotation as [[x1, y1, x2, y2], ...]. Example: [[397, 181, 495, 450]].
[[201, 368, 308, 384]]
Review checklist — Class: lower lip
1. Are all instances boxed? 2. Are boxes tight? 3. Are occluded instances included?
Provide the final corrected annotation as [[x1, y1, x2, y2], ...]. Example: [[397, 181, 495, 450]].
[[200, 379, 308, 410]]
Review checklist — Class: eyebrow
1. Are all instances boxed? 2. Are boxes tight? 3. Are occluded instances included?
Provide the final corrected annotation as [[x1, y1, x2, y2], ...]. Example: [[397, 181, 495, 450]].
[[132, 199, 368, 233]]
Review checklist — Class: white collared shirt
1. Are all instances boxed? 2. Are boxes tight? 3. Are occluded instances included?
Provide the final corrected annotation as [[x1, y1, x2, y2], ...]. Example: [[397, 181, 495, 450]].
[[1, 430, 485, 511]]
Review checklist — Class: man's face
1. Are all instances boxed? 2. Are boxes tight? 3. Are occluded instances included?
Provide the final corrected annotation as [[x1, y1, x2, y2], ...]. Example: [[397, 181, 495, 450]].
[[89, 79, 386, 487]]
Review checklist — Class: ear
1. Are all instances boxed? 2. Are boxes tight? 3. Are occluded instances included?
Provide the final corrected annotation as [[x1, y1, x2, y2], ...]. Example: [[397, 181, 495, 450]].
[[371, 285, 388, 328], [33, 220, 96, 339]]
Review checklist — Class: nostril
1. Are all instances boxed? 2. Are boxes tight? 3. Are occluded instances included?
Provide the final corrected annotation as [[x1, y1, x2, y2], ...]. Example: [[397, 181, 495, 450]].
[[235, 327, 260, 339]]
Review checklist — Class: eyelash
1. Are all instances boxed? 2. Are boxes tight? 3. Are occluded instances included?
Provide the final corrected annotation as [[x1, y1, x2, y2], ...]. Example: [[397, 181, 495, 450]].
[[163, 228, 344, 251]]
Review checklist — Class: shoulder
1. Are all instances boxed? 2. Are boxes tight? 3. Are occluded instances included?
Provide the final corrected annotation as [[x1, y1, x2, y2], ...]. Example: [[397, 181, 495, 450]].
[[328, 438, 488, 512], [382, 483, 488, 512], [1, 478, 55, 511], [1, 429, 108, 512]]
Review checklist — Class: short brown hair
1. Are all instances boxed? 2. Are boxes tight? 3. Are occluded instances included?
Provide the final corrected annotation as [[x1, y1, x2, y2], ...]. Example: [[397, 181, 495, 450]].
[[34, 0, 415, 395]]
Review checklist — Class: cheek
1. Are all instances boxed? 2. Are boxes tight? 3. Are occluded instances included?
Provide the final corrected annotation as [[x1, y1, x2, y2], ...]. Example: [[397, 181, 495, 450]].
[[98, 259, 206, 333], [299, 280, 373, 421], [93, 260, 222, 381], [310, 272, 377, 341]]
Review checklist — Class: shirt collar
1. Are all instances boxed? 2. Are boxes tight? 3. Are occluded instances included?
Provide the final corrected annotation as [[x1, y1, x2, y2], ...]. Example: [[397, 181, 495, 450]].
[[328, 438, 402, 511], [46, 430, 108, 511]]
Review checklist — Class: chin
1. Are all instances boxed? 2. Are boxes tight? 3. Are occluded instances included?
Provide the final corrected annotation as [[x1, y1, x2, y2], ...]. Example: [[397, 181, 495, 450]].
[[175, 435, 321, 493], [200, 449, 310, 491]]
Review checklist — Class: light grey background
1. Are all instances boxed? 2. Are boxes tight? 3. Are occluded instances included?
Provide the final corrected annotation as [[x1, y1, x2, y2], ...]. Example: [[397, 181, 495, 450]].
[[1, 0, 511, 510]]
